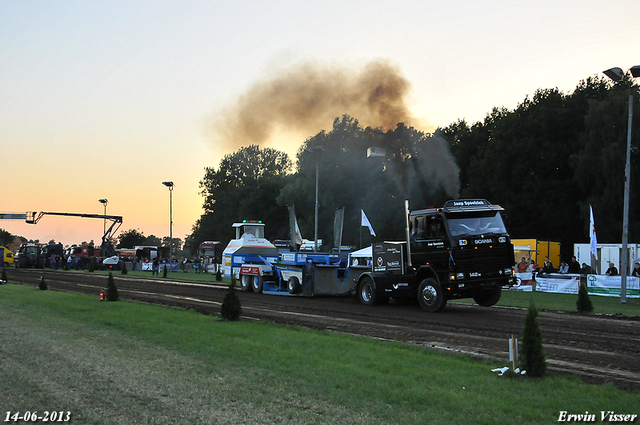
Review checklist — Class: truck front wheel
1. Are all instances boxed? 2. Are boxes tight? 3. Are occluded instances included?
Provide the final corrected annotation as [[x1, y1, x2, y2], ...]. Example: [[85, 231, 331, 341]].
[[473, 286, 501, 307], [418, 278, 447, 312], [240, 274, 253, 292]]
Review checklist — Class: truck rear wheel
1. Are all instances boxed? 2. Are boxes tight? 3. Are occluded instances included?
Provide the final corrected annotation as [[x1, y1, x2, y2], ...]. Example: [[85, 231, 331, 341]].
[[418, 278, 447, 312], [358, 276, 378, 306], [473, 286, 501, 307], [252, 276, 264, 293], [287, 277, 300, 294], [240, 274, 253, 292]]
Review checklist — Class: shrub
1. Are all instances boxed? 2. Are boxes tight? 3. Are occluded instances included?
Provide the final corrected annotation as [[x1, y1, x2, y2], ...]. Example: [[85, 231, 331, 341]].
[[221, 282, 242, 321], [106, 272, 119, 301], [519, 301, 546, 377], [88, 257, 95, 272], [576, 280, 593, 313], [121, 262, 128, 275], [163, 264, 168, 278], [216, 269, 222, 281], [38, 275, 48, 290]]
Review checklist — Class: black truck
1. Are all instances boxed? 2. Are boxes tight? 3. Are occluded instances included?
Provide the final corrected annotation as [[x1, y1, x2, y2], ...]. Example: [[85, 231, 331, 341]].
[[357, 199, 516, 312]]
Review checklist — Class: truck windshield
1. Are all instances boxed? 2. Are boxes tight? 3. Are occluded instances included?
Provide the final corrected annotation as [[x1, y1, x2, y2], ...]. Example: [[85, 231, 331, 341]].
[[240, 225, 264, 239], [22, 246, 38, 256], [446, 212, 507, 237]]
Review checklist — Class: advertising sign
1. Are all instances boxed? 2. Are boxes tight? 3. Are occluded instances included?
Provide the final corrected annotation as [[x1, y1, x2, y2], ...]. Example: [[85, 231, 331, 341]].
[[373, 242, 404, 273], [587, 275, 640, 298], [534, 273, 581, 294]]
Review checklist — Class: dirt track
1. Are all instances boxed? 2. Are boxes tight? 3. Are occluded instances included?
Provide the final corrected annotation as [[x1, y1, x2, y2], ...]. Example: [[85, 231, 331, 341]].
[[6, 268, 640, 390]]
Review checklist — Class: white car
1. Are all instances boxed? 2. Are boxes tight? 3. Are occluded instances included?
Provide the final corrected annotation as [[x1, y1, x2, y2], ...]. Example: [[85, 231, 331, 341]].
[[102, 255, 122, 270]]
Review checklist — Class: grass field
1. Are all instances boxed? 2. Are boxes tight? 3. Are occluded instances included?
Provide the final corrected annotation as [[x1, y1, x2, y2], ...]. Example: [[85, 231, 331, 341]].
[[1, 283, 637, 425]]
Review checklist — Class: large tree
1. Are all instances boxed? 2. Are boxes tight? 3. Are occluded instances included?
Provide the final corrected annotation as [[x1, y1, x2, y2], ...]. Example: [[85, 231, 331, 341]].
[[441, 75, 638, 259], [0, 228, 14, 247], [162, 236, 183, 253], [278, 116, 460, 249], [116, 229, 147, 248], [188, 145, 292, 254], [572, 75, 640, 243]]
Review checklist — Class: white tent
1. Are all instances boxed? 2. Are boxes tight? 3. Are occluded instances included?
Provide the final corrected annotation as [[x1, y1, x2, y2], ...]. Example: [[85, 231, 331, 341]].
[[348, 246, 372, 267]]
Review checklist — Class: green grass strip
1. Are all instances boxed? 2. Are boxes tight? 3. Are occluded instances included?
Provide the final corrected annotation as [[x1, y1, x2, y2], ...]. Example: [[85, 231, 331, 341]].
[[1, 284, 637, 425]]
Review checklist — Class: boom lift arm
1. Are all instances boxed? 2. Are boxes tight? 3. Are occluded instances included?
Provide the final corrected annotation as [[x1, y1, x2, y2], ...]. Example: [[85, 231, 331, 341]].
[[26, 212, 123, 256]]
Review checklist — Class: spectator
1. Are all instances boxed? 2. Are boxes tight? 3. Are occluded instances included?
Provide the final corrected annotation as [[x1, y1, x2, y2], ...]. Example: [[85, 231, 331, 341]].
[[541, 256, 554, 273], [559, 261, 569, 273], [152, 257, 159, 275], [580, 263, 593, 275], [605, 262, 618, 276], [632, 262, 640, 277], [568, 256, 581, 273], [517, 257, 528, 273]]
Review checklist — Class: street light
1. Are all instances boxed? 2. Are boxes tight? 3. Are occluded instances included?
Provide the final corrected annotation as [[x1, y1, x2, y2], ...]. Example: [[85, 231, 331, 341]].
[[304, 146, 323, 252], [162, 181, 174, 268], [98, 199, 108, 257], [603, 65, 640, 303]]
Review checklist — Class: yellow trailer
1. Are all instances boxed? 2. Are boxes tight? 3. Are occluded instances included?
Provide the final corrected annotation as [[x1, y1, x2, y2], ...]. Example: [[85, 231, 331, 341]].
[[512, 239, 561, 268]]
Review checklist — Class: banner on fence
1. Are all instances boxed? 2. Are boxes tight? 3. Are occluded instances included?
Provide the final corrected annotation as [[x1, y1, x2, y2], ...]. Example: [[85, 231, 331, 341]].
[[586, 275, 640, 298], [511, 272, 533, 291], [534, 273, 581, 294]]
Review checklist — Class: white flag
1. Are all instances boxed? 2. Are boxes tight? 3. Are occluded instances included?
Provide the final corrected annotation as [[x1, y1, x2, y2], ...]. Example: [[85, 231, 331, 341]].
[[361, 209, 376, 237], [590, 205, 598, 260]]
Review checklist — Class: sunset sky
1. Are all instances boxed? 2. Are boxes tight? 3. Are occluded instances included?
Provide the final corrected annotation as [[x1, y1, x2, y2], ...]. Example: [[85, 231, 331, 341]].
[[1, 0, 637, 249]]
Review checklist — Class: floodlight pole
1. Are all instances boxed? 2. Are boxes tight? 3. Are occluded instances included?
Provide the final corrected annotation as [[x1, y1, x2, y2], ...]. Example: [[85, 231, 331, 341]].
[[603, 65, 640, 303], [162, 182, 174, 268], [98, 199, 108, 257]]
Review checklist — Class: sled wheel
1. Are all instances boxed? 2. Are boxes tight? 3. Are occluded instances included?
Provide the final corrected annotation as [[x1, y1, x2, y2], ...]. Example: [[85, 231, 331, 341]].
[[287, 276, 300, 294], [240, 274, 253, 292]]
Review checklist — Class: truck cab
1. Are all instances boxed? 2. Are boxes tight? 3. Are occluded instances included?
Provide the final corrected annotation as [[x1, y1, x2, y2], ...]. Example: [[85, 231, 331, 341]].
[[410, 200, 514, 290], [357, 199, 515, 312]]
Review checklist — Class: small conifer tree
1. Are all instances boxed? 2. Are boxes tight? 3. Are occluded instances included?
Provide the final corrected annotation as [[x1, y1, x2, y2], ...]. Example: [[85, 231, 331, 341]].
[[576, 280, 593, 313], [1, 265, 7, 283], [163, 264, 168, 278], [221, 281, 242, 321], [38, 275, 48, 290], [216, 269, 222, 281], [519, 301, 546, 377], [121, 262, 128, 275], [88, 257, 95, 272], [106, 272, 119, 301]]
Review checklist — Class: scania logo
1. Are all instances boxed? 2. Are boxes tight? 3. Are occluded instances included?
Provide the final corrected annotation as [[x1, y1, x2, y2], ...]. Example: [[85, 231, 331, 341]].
[[475, 239, 492, 244], [377, 257, 383, 266]]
